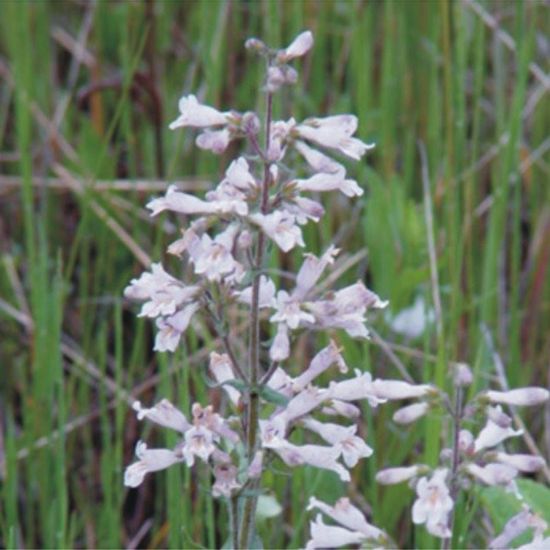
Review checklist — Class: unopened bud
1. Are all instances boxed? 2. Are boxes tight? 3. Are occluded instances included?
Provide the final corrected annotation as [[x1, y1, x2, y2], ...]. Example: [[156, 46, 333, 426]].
[[493, 452, 546, 473], [458, 429, 475, 455], [242, 111, 260, 135], [376, 465, 425, 485], [486, 388, 550, 407], [248, 451, 264, 479], [372, 379, 434, 400], [487, 406, 512, 429], [245, 37, 267, 53], [392, 402, 429, 425], [452, 362, 473, 387], [465, 463, 518, 486]]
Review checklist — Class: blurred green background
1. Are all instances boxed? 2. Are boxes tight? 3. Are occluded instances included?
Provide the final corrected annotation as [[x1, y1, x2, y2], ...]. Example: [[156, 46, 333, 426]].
[[1, 0, 549, 548]]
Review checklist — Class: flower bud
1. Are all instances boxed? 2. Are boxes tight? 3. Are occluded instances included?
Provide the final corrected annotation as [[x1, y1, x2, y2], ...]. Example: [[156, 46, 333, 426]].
[[465, 463, 518, 486], [486, 388, 550, 407], [245, 37, 266, 53], [458, 429, 475, 455], [241, 111, 261, 135], [492, 452, 546, 473], [392, 402, 429, 425], [452, 363, 473, 387], [372, 379, 434, 400], [376, 465, 425, 485]]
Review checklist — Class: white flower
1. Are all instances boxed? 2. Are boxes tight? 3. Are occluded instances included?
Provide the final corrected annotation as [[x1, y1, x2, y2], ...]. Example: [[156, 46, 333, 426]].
[[124, 263, 200, 319], [132, 399, 190, 433], [376, 465, 423, 485], [486, 388, 550, 407], [147, 184, 248, 217], [293, 340, 347, 390], [195, 127, 231, 154], [321, 399, 361, 419], [393, 402, 430, 425], [372, 379, 433, 400], [208, 352, 241, 406], [277, 30, 314, 63], [474, 407, 523, 452], [212, 463, 241, 498], [181, 425, 217, 466], [302, 418, 373, 467], [328, 370, 385, 407], [249, 211, 305, 252], [276, 386, 327, 426], [169, 94, 229, 129], [236, 275, 276, 309], [296, 115, 375, 160], [465, 463, 518, 486], [294, 140, 344, 174], [154, 303, 200, 352], [295, 172, 363, 197], [294, 245, 339, 300], [492, 452, 546, 473], [306, 514, 366, 549], [271, 289, 315, 329], [267, 118, 295, 162], [284, 196, 325, 224], [266, 440, 350, 482], [491, 508, 549, 550], [412, 469, 453, 539], [269, 322, 290, 362], [124, 441, 182, 488], [307, 497, 384, 541]]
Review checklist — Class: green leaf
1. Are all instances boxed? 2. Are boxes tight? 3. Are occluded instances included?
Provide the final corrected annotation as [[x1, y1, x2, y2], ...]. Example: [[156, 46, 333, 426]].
[[258, 385, 290, 406]]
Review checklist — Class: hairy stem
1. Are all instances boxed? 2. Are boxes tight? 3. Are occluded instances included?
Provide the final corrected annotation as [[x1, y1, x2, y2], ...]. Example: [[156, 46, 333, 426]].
[[238, 89, 273, 550]]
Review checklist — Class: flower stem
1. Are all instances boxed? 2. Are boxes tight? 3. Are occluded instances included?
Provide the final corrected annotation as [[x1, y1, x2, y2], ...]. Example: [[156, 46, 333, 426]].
[[238, 88, 273, 550], [443, 385, 462, 550]]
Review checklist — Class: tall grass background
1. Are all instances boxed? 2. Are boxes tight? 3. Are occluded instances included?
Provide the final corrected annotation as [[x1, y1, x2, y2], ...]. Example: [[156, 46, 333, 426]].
[[0, 1, 548, 548]]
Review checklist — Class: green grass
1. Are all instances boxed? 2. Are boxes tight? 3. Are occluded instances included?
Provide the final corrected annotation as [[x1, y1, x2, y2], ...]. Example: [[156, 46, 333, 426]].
[[1, 1, 549, 548]]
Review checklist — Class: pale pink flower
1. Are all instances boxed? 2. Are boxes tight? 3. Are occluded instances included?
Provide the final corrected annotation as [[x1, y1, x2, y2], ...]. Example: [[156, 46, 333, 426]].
[[269, 322, 290, 362], [267, 118, 295, 162], [306, 514, 366, 549], [191, 403, 239, 444], [132, 399, 190, 433], [208, 352, 241, 406], [412, 469, 453, 539], [376, 465, 424, 485], [307, 497, 384, 541], [328, 370, 385, 407], [124, 441, 182, 488], [321, 399, 361, 419], [236, 275, 276, 309], [195, 127, 231, 153], [302, 418, 373, 467], [491, 507, 549, 550], [147, 185, 246, 217], [169, 94, 229, 129], [372, 379, 434, 400], [266, 439, 350, 481], [486, 388, 550, 407], [187, 225, 244, 282], [275, 386, 327, 427], [249, 211, 305, 252], [181, 425, 217, 466], [465, 463, 518, 486], [294, 245, 339, 300], [154, 303, 200, 352], [294, 140, 344, 174], [212, 463, 241, 497], [212, 157, 257, 199], [124, 263, 200, 319], [266, 65, 298, 92], [277, 31, 314, 63], [393, 402, 430, 425], [296, 115, 375, 160], [271, 289, 315, 329], [492, 452, 546, 473], [474, 407, 523, 452], [284, 196, 325, 224], [306, 282, 387, 338], [293, 340, 347, 390], [295, 172, 363, 197]]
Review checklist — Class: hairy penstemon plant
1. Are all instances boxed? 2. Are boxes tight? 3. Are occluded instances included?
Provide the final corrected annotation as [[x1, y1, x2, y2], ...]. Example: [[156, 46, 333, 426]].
[[123, 32, 549, 549]]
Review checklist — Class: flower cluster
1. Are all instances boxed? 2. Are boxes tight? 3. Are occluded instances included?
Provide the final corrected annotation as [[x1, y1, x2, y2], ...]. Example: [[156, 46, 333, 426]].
[[376, 367, 549, 540]]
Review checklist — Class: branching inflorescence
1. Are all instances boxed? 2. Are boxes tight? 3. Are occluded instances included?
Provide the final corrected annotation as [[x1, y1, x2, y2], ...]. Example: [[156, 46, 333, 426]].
[[123, 31, 549, 549]]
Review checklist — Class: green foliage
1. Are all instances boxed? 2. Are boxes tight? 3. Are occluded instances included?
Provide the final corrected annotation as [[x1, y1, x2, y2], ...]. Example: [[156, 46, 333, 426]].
[[1, 1, 548, 548]]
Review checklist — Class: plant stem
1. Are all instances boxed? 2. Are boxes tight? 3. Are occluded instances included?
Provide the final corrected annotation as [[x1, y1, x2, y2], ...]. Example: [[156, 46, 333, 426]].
[[443, 385, 462, 550], [238, 89, 273, 550]]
